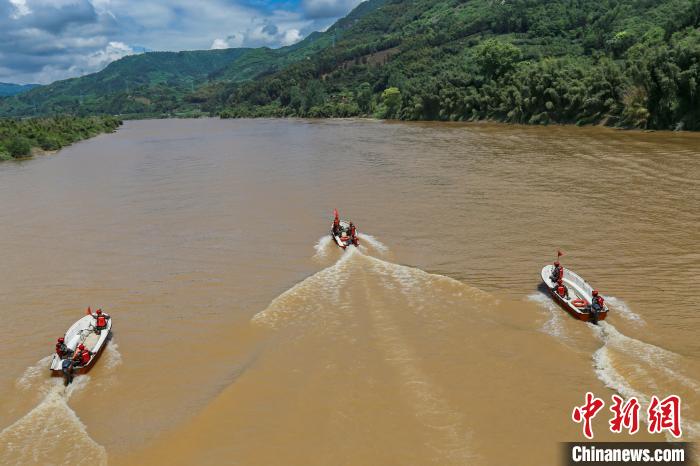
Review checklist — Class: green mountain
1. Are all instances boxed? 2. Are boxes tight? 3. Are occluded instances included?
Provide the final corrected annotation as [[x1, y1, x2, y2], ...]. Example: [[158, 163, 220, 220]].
[[0, 0, 386, 118], [0, 83, 40, 97], [218, 0, 700, 130], [2, 0, 699, 130], [0, 49, 250, 117]]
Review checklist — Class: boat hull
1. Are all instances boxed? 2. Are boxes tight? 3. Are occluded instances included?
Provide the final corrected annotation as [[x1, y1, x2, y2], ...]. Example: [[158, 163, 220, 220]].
[[547, 286, 608, 322]]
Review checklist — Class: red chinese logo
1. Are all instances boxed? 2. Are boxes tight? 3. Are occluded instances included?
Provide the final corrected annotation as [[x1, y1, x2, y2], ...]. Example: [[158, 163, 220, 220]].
[[609, 395, 640, 434], [647, 395, 682, 438], [572, 393, 683, 439], [572, 392, 605, 439]]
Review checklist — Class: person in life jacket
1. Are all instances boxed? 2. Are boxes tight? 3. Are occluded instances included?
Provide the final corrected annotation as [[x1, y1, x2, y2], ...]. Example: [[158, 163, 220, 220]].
[[55, 337, 71, 358], [73, 344, 93, 367], [89, 308, 110, 334], [349, 222, 358, 246], [591, 290, 605, 313], [332, 210, 341, 236], [556, 279, 569, 299], [550, 261, 564, 283]]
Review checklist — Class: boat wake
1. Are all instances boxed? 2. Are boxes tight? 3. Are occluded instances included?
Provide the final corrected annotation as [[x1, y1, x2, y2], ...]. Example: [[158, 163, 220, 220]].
[[357, 233, 388, 255], [528, 290, 698, 440], [252, 245, 481, 463], [0, 375, 107, 466], [591, 321, 700, 440], [604, 296, 645, 325], [1, 343, 121, 465], [527, 292, 569, 341]]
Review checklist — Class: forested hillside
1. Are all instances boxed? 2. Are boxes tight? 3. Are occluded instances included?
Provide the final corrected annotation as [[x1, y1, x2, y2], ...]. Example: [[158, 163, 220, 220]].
[[1, 0, 698, 130], [0, 0, 386, 119], [218, 0, 700, 130], [0, 49, 250, 118]]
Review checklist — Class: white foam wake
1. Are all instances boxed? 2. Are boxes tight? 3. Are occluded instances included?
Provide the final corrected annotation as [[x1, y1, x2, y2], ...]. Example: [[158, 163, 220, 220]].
[[527, 292, 568, 341], [605, 296, 645, 324], [357, 233, 388, 255], [591, 321, 700, 440], [0, 377, 107, 466], [16, 355, 53, 392], [313, 235, 334, 261]]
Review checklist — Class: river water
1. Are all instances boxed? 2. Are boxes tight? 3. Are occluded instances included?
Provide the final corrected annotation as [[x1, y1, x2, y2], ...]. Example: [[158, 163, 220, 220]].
[[0, 118, 698, 465]]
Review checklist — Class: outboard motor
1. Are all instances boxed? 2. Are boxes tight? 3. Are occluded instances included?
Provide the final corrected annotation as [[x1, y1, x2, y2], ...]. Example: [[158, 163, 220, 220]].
[[61, 359, 74, 386], [590, 308, 599, 325]]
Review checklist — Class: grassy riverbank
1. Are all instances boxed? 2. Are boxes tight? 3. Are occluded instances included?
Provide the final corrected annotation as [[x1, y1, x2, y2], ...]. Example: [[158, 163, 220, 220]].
[[0, 116, 122, 160]]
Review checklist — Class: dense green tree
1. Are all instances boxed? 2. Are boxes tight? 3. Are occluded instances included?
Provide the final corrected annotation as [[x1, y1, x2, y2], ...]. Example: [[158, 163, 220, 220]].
[[0, 116, 121, 160], [381, 87, 402, 118]]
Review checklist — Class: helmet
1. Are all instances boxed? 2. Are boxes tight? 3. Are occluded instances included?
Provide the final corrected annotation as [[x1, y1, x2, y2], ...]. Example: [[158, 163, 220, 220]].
[[592, 290, 599, 296], [554, 261, 560, 266], [58, 337, 64, 343], [96, 309, 102, 315], [78, 344, 85, 350]]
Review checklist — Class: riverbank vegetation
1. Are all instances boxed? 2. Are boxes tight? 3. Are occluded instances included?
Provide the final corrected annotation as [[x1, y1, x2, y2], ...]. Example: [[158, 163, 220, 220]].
[[0, 116, 122, 160]]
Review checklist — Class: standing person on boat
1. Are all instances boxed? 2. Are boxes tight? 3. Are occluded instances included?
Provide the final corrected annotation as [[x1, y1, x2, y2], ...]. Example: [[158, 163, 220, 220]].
[[88, 308, 110, 335], [332, 209, 341, 236], [550, 261, 564, 283], [556, 279, 569, 299]]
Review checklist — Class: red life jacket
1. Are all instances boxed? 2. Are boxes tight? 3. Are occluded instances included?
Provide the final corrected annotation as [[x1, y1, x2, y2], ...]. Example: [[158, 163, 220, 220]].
[[97, 315, 106, 327], [81, 350, 91, 365], [595, 296, 604, 306], [56, 344, 63, 355], [557, 285, 566, 297]]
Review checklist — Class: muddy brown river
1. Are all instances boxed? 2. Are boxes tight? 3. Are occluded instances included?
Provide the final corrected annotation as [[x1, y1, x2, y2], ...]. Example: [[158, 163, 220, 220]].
[[0, 118, 698, 465]]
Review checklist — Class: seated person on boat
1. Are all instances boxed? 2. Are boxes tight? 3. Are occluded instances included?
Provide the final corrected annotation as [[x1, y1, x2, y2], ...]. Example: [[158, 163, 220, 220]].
[[590, 290, 605, 313], [555, 279, 569, 299], [55, 337, 73, 358], [73, 344, 93, 366]]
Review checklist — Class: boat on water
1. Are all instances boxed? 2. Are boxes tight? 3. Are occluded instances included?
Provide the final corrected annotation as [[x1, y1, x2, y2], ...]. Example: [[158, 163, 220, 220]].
[[541, 265, 608, 323], [331, 209, 359, 249], [50, 309, 112, 383]]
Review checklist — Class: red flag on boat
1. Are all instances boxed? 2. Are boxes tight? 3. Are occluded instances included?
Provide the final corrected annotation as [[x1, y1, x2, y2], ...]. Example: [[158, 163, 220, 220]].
[[86, 306, 92, 315], [333, 208, 339, 222], [557, 250, 564, 258]]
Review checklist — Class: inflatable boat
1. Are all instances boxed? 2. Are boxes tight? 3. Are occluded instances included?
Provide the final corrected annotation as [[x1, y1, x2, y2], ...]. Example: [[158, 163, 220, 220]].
[[50, 309, 112, 383]]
